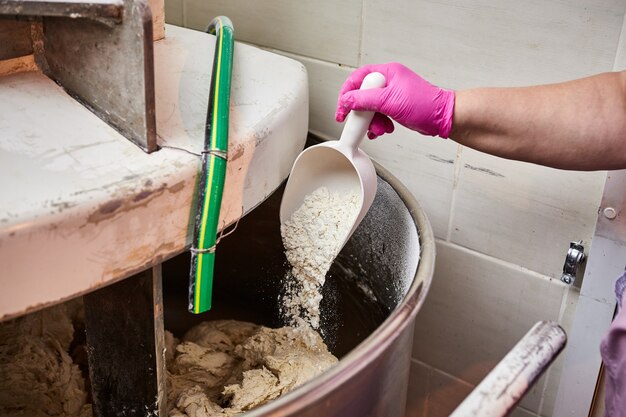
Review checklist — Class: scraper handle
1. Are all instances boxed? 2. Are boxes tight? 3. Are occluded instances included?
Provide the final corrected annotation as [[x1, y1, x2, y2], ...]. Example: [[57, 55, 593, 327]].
[[339, 72, 386, 151]]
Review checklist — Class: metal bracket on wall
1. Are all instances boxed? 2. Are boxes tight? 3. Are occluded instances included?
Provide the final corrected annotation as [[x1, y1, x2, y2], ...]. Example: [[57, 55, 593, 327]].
[[0, 0, 157, 153], [561, 240, 586, 285], [553, 169, 626, 416]]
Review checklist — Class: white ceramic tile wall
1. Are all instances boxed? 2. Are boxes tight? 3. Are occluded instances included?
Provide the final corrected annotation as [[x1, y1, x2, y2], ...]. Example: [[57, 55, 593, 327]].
[[163, 0, 183, 27], [615, 13, 626, 70], [360, 130, 458, 237], [362, 0, 626, 88], [407, 359, 540, 417], [284, 54, 353, 141], [509, 407, 541, 417], [541, 287, 581, 417], [406, 360, 474, 417], [412, 241, 565, 413], [451, 148, 607, 278], [162, 0, 626, 415], [181, 0, 362, 66]]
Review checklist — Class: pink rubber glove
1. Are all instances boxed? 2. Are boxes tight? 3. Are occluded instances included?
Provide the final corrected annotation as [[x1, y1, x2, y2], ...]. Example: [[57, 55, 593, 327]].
[[335, 63, 456, 139]]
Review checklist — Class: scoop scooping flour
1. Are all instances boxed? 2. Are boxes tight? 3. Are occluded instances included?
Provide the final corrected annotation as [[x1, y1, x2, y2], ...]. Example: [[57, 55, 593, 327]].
[[280, 186, 361, 329]]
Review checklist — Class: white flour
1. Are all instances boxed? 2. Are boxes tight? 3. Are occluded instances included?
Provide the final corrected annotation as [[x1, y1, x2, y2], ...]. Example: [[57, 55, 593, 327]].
[[280, 186, 361, 329]]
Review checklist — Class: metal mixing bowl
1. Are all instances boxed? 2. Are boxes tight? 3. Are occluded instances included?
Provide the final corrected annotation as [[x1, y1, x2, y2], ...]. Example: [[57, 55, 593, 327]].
[[162, 162, 435, 417]]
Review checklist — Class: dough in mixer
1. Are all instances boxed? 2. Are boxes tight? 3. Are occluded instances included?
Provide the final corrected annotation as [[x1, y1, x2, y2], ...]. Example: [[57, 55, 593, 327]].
[[167, 320, 337, 417]]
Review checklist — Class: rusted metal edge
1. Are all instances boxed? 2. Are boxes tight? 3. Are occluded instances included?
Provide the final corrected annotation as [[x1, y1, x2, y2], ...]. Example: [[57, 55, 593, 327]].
[[141, 0, 156, 152], [0, 0, 124, 22]]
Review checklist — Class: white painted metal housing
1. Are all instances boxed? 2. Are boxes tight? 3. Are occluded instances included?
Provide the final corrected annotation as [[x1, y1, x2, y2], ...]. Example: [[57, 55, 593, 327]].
[[0, 25, 309, 320]]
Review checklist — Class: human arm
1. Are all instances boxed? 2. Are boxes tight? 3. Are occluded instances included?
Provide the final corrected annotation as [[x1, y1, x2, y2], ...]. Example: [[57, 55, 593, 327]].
[[336, 63, 626, 171], [453, 71, 626, 170]]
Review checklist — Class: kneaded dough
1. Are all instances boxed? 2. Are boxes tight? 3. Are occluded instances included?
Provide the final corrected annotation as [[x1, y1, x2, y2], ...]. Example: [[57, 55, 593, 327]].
[[0, 307, 335, 417], [0, 302, 91, 417], [167, 320, 338, 417]]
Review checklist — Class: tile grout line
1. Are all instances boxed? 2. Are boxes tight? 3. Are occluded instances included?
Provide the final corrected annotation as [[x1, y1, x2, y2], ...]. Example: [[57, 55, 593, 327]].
[[411, 357, 475, 389], [537, 285, 577, 415], [231, 42, 359, 71], [556, 284, 573, 325], [445, 143, 464, 242], [358, 0, 366, 67], [411, 359, 544, 417], [435, 237, 564, 283], [611, 11, 626, 71]]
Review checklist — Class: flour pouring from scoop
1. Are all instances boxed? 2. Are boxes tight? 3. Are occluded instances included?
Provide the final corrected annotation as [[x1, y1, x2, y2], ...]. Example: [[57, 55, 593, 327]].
[[278, 72, 386, 329]]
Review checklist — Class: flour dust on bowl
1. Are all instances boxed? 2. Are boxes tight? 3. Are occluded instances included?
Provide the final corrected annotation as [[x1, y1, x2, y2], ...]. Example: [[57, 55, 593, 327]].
[[162, 162, 435, 417]]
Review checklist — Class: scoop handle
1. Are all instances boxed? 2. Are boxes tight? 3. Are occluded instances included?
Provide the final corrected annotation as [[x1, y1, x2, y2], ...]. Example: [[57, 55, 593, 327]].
[[338, 72, 386, 151]]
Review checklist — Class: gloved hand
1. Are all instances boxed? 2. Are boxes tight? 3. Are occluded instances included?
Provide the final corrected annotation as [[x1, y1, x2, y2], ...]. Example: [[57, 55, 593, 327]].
[[335, 63, 456, 139]]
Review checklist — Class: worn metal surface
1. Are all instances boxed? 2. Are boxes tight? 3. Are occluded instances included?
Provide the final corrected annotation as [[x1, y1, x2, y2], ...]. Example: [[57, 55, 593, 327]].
[[0, 0, 124, 21], [84, 266, 165, 417], [43, 0, 156, 152], [0, 0, 156, 151], [450, 321, 566, 417], [0, 26, 308, 321], [0, 18, 32, 60]]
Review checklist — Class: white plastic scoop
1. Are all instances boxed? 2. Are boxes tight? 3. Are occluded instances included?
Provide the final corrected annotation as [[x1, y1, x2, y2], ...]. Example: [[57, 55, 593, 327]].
[[280, 72, 386, 250]]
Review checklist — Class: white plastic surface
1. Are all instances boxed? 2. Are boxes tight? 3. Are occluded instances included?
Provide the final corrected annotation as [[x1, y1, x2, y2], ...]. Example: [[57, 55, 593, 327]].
[[280, 72, 385, 249], [0, 25, 308, 320]]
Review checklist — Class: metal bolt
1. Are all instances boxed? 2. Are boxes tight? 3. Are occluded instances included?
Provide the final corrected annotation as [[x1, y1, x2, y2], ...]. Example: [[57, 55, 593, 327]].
[[603, 207, 617, 220], [561, 241, 585, 285]]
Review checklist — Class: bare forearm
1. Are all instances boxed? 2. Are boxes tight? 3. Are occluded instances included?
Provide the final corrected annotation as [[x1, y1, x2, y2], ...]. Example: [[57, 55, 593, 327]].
[[450, 71, 626, 170]]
